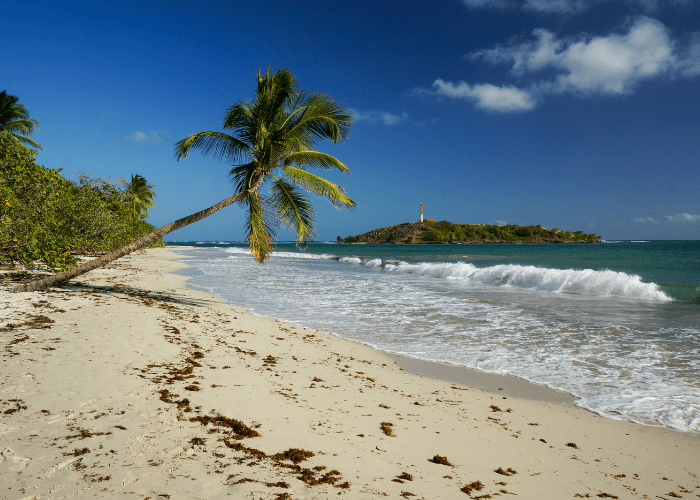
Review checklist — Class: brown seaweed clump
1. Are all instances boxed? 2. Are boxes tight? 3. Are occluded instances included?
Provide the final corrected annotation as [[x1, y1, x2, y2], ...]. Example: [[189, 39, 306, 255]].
[[398, 472, 414, 481], [431, 455, 453, 466], [461, 480, 485, 495], [189, 415, 260, 439], [566, 442, 579, 449], [495, 467, 517, 476], [380, 422, 395, 437], [272, 448, 315, 464]]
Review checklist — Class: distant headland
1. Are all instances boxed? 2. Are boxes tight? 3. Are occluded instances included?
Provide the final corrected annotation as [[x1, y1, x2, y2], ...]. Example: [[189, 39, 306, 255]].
[[340, 221, 601, 244]]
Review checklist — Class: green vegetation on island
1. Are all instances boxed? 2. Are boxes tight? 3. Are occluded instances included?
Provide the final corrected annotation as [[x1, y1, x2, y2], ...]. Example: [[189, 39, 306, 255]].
[[341, 221, 600, 244]]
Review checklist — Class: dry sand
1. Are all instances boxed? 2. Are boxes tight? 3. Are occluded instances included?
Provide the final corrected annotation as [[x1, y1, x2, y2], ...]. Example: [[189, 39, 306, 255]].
[[1, 247, 698, 500]]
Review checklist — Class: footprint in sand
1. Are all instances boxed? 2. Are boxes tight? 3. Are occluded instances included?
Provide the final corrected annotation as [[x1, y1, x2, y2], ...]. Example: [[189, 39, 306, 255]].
[[1, 447, 31, 471]]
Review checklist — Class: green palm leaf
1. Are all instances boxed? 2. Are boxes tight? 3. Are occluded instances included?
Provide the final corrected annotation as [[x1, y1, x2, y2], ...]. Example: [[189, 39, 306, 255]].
[[0, 91, 42, 151], [282, 167, 356, 209], [270, 176, 316, 243], [283, 150, 350, 172], [246, 192, 277, 263]]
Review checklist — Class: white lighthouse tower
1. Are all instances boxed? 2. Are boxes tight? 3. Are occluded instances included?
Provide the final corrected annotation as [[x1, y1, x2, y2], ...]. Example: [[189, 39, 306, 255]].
[[420, 203, 424, 223]]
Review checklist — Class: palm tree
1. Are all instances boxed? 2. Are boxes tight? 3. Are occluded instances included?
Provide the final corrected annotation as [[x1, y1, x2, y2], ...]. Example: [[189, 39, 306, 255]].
[[11, 68, 354, 293], [0, 91, 42, 151], [174, 68, 355, 262], [120, 174, 157, 220]]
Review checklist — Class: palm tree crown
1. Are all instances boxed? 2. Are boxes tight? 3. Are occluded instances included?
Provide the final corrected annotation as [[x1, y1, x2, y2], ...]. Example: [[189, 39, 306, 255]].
[[120, 174, 157, 219], [0, 91, 42, 150], [174, 68, 355, 262]]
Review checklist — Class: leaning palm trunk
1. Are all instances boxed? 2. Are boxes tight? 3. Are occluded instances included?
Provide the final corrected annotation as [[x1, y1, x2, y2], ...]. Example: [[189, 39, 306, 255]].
[[10, 177, 262, 293]]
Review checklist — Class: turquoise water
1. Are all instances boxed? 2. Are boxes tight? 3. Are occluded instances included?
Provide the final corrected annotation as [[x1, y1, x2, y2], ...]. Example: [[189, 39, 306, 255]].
[[169, 240, 700, 432]]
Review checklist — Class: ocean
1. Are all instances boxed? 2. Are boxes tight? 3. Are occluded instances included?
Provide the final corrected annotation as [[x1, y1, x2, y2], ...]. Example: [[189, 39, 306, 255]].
[[168, 240, 700, 433]]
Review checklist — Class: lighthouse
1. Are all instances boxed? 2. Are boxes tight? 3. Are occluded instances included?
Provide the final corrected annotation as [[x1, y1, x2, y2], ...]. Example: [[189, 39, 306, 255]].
[[420, 203, 423, 223]]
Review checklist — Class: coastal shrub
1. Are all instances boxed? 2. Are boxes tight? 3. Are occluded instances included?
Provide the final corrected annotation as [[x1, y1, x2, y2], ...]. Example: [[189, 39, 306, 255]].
[[0, 137, 162, 271]]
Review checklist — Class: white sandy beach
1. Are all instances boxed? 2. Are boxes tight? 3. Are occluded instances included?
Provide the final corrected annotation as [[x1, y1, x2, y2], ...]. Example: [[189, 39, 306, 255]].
[[1, 247, 698, 499]]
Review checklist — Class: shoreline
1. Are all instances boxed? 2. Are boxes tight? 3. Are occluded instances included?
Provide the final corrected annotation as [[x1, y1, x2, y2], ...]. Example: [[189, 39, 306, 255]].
[[175, 249, 700, 438], [1, 247, 698, 499], [173, 252, 578, 407]]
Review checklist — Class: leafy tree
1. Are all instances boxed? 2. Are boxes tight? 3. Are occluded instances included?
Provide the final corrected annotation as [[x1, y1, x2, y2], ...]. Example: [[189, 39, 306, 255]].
[[0, 91, 42, 150], [1, 137, 162, 271], [120, 174, 156, 220], [11, 68, 354, 292]]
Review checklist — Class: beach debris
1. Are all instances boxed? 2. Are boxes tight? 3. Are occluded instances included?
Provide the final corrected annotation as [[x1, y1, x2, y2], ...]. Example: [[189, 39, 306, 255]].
[[431, 455, 453, 466], [460, 480, 485, 495], [380, 422, 395, 436], [273, 448, 315, 464], [398, 472, 414, 481], [312, 376, 324, 382], [595, 494, 619, 499], [400, 492, 416, 498], [379, 403, 390, 409], [265, 481, 290, 488], [495, 467, 517, 476], [566, 442, 579, 449], [189, 415, 260, 439], [63, 447, 90, 456]]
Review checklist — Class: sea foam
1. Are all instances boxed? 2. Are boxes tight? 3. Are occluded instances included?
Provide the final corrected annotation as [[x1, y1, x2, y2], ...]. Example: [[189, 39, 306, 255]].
[[382, 262, 672, 301]]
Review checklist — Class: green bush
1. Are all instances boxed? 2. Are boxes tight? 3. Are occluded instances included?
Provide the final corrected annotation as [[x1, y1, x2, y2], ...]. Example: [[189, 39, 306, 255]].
[[0, 138, 161, 271]]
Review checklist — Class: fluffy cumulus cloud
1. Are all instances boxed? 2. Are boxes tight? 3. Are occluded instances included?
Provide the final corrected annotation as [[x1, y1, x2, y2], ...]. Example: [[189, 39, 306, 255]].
[[417, 17, 700, 112], [350, 109, 409, 126], [665, 213, 700, 223], [473, 17, 675, 95], [117, 131, 164, 144]]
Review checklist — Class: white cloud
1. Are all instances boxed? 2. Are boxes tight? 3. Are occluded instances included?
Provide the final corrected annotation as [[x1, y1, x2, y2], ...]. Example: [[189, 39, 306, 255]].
[[523, 0, 586, 13], [419, 17, 700, 112], [473, 17, 676, 95], [351, 109, 409, 126], [427, 80, 537, 112], [117, 131, 164, 144], [664, 213, 700, 223], [633, 216, 659, 223], [494, 219, 508, 225], [461, 0, 695, 13], [677, 33, 700, 77]]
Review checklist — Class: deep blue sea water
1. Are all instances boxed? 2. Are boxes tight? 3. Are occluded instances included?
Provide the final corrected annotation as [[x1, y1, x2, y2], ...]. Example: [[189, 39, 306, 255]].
[[168, 240, 700, 433]]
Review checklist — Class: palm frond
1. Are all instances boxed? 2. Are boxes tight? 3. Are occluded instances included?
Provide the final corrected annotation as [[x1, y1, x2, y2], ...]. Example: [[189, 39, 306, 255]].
[[283, 150, 350, 173], [230, 162, 262, 194], [269, 176, 316, 243], [173, 131, 249, 164], [245, 192, 276, 263], [2, 118, 38, 135], [282, 167, 356, 209], [286, 92, 353, 145], [1, 131, 43, 150]]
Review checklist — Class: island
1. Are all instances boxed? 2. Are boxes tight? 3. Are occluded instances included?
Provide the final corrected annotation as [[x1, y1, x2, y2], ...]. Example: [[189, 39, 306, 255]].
[[340, 221, 601, 244]]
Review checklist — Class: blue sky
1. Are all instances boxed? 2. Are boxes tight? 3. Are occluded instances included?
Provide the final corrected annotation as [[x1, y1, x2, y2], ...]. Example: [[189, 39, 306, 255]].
[[4, 0, 699, 241]]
